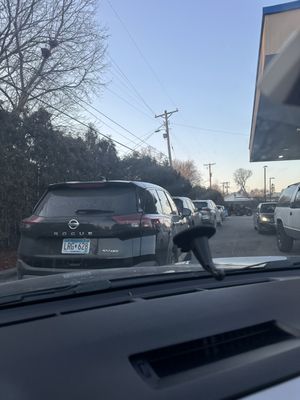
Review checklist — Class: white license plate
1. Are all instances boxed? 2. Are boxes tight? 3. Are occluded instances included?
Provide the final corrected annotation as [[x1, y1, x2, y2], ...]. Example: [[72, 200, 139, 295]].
[[62, 239, 90, 254]]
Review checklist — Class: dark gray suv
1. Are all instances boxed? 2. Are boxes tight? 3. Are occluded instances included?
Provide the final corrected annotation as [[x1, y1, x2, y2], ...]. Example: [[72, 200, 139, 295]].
[[17, 181, 183, 278]]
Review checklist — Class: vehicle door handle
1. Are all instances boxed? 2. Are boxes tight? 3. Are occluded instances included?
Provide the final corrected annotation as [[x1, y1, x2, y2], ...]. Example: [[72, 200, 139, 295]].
[[290, 212, 293, 216]]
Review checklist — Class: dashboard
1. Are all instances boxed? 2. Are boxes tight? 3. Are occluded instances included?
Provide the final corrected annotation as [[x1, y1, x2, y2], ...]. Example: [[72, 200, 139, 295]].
[[2, 269, 300, 399]]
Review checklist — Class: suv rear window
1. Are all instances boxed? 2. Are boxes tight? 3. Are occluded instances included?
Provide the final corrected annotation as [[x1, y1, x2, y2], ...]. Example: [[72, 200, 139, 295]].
[[35, 186, 137, 217], [193, 201, 208, 209]]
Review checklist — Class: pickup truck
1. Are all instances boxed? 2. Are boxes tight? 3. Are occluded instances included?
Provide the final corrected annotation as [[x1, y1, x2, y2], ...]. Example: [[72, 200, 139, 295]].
[[275, 183, 300, 251]]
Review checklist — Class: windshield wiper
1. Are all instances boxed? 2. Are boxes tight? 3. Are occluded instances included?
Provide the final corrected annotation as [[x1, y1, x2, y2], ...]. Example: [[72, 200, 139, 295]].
[[75, 209, 114, 214], [0, 279, 112, 306]]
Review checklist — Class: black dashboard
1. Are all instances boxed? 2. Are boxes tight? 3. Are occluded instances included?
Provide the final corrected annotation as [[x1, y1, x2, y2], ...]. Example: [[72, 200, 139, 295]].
[[2, 269, 300, 399]]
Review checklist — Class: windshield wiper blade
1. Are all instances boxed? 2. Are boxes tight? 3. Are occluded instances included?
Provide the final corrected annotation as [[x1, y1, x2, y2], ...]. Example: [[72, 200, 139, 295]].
[[0, 279, 112, 306], [223, 262, 268, 271], [75, 209, 114, 214]]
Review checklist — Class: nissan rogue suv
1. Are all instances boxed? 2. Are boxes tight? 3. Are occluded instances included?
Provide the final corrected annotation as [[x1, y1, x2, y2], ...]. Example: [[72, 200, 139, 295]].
[[17, 180, 183, 278]]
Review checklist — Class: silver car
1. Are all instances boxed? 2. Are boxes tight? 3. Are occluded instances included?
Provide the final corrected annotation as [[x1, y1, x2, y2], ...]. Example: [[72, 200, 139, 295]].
[[193, 199, 222, 228]]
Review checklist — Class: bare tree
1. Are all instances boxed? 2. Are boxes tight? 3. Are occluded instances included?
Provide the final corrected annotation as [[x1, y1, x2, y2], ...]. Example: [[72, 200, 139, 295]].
[[233, 168, 253, 193], [0, 0, 107, 115], [173, 159, 202, 186]]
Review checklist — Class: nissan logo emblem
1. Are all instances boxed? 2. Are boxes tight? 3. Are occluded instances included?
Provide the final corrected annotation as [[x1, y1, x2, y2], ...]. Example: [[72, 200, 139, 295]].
[[68, 219, 80, 230]]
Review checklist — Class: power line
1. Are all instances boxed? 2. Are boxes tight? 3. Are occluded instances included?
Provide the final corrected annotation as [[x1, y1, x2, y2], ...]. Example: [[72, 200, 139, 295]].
[[34, 97, 137, 152], [172, 122, 247, 137], [105, 86, 154, 120], [109, 56, 156, 115], [73, 100, 143, 148], [76, 96, 166, 156], [106, 0, 178, 108], [77, 100, 166, 158], [43, 75, 159, 152], [31, 74, 165, 157]]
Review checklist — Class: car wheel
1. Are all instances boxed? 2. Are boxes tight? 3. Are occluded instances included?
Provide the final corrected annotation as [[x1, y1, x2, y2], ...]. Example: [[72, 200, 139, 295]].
[[213, 218, 217, 229], [277, 223, 293, 252]]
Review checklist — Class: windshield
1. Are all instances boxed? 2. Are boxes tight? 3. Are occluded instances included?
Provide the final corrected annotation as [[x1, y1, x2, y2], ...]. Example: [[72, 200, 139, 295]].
[[1, 0, 300, 293], [260, 204, 276, 214]]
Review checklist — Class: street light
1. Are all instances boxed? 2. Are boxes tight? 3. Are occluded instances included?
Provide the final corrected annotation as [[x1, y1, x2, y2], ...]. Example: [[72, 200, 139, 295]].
[[263, 166, 268, 202], [269, 177, 275, 200]]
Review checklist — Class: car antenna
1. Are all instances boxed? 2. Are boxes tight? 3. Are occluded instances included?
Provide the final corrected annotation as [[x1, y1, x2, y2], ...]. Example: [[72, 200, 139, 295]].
[[173, 226, 225, 281]]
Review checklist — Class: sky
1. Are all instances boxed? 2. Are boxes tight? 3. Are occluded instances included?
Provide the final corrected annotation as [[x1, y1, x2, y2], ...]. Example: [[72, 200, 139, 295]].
[[88, 0, 300, 192]]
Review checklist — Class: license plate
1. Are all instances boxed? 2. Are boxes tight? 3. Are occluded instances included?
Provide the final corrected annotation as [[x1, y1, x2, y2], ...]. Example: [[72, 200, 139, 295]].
[[62, 239, 90, 254]]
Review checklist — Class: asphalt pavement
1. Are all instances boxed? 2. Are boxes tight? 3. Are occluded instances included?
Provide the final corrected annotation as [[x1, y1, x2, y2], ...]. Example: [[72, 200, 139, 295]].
[[209, 215, 300, 258]]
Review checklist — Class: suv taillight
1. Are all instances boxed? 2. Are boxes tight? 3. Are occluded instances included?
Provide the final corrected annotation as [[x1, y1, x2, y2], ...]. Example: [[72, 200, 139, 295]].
[[141, 216, 162, 230], [112, 214, 142, 228], [21, 215, 44, 229]]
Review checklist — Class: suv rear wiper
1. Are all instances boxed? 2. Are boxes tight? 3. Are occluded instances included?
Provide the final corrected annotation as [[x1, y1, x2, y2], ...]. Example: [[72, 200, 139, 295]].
[[75, 209, 114, 214]]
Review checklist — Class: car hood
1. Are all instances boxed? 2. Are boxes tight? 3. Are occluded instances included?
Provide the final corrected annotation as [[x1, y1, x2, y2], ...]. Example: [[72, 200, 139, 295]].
[[0, 255, 292, 297]]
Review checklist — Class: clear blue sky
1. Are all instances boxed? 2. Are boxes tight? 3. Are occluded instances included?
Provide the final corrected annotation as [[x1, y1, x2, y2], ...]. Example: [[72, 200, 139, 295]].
[[91, 0, 300, 192]]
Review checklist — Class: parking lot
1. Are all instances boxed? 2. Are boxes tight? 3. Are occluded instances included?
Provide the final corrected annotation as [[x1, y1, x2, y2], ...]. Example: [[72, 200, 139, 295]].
[[209, 216, 300, 258]]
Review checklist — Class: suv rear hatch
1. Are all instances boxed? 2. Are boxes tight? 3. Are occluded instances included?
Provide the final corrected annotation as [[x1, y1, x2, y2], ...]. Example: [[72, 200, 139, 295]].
[[19, 182, 148, 269]]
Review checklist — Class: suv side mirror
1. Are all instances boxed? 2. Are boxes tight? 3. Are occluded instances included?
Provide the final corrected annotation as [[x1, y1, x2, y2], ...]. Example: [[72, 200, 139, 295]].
[[182, 208, 192, 217]]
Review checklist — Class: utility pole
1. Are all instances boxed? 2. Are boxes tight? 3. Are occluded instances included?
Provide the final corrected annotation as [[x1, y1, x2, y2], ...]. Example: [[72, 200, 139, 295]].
[[221, 182, 226, 195], [263, 165, 268, 202], [225, 182, 230, 195], [269, 177, 275, 200], [221, 181, 230, 195], [204, 163, 216, 189], [155, 109, 178, 167]]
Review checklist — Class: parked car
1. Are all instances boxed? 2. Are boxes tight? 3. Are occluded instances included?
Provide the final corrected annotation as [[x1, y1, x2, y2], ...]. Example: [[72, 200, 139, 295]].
[[173, 196, 202, 228], [253, 202, 277, 233], [193, 199, 222, 228], [275, 183, 300, 252], [216, 205, 226, 221], [17, 180, 186, 278]]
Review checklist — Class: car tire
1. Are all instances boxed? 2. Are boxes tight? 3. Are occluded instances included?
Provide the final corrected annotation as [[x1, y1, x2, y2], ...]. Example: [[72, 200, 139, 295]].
[[277, 222, 293, 252], [213, 218, 217, 229]]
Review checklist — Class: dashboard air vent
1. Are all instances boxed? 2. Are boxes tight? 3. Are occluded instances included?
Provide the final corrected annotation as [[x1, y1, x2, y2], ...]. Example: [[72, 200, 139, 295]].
[[131, 321, 293, 379]]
